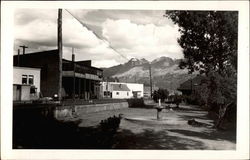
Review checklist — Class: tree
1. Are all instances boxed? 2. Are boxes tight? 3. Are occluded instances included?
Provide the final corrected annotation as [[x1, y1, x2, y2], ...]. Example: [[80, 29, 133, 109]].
[[165, 11, 238, 75], [165, 11, 238, 129], [153, 88, 169, 103]]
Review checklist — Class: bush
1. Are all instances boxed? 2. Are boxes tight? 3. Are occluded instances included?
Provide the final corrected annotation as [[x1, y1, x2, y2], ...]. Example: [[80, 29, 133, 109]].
[[127, 98, 145, 108], [153, 88, 169, 103], [167, 94, 183, 107]]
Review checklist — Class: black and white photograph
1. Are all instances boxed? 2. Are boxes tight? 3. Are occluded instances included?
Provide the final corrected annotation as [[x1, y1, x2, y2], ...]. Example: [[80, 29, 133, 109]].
[[1, 1, 249, 160]]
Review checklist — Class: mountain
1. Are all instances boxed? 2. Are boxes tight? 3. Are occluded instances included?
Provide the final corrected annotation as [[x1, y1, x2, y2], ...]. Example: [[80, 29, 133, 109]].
[[102, 58, 149, 78], [102, 56, 197, 91]]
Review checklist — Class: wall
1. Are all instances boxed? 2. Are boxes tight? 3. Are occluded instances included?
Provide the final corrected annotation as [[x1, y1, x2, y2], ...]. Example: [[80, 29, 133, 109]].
[[13, 85, 19, 101], [101, 82, 144, 98], [13, 67, 41, 93], [14, 50, 60, 97], [21, 85, 31, 101], [54, 102, 128, 118], [126, 83, 144, 98], [112, 91, 130, 99]]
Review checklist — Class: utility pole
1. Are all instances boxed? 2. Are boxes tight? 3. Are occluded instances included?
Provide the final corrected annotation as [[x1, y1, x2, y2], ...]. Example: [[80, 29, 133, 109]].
[[17, 49, 20, 66], [190, 78, 193, 95], [19, 45, 28, 55], [149, 63, 153, 98], [58, 8, 63, 101], [72, 48, 75, 104]]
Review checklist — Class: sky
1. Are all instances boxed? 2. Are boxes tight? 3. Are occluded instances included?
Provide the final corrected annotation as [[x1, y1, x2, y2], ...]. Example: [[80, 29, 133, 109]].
[[14, 9, 183, 68]]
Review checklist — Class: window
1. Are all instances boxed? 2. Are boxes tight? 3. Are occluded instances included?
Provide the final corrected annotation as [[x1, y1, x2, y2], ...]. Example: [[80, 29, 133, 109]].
[[22, 75, 27, 84], [127, 92, 129, 96], [28, 75, 34, 85], [30, 86, 37, 94], [116, 92, 119, 95], [104, 91, 110, 96]]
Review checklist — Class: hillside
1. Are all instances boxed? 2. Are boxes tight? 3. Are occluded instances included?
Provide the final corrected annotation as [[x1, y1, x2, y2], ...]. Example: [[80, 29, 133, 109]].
[[102, 57, 197, 91]]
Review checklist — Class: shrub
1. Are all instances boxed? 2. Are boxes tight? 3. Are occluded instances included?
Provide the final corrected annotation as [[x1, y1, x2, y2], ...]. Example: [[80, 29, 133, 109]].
[[153, 88, 169, 103]]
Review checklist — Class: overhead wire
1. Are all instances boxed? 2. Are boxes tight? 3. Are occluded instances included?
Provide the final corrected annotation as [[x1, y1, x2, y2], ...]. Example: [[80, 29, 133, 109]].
[[64, 9, 129, 61]]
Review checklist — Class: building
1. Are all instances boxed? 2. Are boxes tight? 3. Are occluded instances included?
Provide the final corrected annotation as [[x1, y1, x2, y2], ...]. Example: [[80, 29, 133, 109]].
[[13, 67, 41, 101], [110, 83, 131, 99], [13, 49, 103, 100], [101, 82, 144, 99]]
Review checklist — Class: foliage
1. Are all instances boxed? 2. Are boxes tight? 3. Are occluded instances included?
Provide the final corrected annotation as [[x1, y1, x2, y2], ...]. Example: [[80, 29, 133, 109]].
[[100, 115, 121, 132], [168, 94, 183, 107], [165, 11, 238, 128], [127, 98, 146, 108], [165, 11, 238, 75], [153, 88, 169, 103]]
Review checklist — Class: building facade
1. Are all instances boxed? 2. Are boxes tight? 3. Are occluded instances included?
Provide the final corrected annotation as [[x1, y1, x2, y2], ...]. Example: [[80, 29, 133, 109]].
[[13, 49, 103, 100], [13, 67, 41, 101], [101, 82, 144, 99]]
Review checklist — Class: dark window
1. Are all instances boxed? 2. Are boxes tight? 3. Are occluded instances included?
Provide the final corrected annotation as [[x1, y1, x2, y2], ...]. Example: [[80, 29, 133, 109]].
[[104, 91, 107, 96], [28, 75, 34, 85], [17, 85, 21, 90], [116, 92, 119, 95], [104, 91, 111, 96], [22, 75, 27, 84], [30, 86, 37, 94]]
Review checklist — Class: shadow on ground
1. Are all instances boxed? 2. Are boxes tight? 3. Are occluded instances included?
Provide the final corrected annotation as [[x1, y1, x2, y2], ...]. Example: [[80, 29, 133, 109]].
[[177, 113, 212, 121], [113, 129, 207, 149], [168, 129, 236, 143]]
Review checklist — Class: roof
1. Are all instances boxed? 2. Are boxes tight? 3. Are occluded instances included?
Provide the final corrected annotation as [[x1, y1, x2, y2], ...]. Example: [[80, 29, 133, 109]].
[[14, 49, 102, 71], [14, 66, 41, 71], [14, 49, 58, 57], [111, 84, 130, 91]]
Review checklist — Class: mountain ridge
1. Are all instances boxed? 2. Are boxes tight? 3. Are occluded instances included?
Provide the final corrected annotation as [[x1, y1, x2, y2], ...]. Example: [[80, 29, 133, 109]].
[[102, 56, 196, 91]]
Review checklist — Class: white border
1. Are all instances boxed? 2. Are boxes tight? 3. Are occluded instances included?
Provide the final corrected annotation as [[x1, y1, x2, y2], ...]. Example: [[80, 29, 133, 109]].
[[1, 1, 249, 160]]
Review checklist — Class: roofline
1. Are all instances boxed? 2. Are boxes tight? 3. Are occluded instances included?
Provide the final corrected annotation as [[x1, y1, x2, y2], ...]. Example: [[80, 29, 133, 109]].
[[62, 59, 103, 71], [101, 82, 143, 85], [13, 49, 58, 56], [13, 49, 102, 71], [14, 66, 41, 71]]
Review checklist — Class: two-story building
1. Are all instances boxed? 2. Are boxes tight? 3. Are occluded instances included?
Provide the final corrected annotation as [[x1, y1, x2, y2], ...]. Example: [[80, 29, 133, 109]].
[[13, 49, 103, 100], [13, 66, 41, 101]]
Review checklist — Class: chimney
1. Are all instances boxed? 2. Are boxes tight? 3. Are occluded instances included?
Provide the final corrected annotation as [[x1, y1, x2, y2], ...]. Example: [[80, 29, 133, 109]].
[[19, 45, 28, 55]]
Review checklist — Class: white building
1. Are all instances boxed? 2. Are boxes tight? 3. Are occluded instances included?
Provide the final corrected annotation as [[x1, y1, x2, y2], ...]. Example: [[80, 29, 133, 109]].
[[101, 82, 144, 99], [13, 67, 41, 101]]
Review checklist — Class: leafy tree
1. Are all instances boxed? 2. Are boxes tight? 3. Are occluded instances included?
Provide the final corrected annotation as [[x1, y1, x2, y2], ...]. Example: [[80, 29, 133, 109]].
[[165, 11, 237, 75], [153, 88, 169, 103], [165, 11, 237, 129]]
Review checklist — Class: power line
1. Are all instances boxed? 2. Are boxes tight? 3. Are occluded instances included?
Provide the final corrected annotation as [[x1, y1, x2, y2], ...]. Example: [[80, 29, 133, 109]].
[[64, 9, 129, 61]]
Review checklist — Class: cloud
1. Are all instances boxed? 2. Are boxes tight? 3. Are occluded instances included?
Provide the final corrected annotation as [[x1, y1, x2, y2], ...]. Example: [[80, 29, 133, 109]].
[[102, 19, 183, 61], [82, 10, 172, 26], [92, 59, 120, 68], [15, 9, 57, 25], [14, 9, 183, 68]]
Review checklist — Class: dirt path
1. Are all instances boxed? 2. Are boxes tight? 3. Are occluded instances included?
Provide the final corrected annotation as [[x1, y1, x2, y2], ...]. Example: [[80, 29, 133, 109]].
[[77, 105, 236, 150]]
